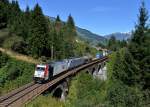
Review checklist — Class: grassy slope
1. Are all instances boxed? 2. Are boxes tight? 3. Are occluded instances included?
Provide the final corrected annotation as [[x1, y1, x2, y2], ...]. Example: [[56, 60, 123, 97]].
[[0, 29, 40, 95], [0, 53, 35, 95], [0, 28, 9, 40], [0, 48, 40, 64], [25, 73, 106, 107], [0, 29, 100, 106], [25, 95, 64, 107]]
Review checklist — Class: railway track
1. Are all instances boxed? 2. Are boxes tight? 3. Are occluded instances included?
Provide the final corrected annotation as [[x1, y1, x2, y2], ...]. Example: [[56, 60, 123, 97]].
[[0, 57, 108, 107]]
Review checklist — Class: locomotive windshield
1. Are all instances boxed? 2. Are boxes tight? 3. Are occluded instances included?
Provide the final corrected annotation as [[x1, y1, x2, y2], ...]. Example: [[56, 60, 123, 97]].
[[36, 67, 45, 71]]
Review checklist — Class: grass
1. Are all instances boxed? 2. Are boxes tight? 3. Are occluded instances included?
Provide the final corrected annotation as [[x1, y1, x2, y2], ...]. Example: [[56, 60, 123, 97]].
[[0, 48, 40, 64], [25, 95, 64, 107], [0, 57, 35, 95], [0, 28, 9, 38], [0, 28, 10, 46], [0, 28, 41, 64]]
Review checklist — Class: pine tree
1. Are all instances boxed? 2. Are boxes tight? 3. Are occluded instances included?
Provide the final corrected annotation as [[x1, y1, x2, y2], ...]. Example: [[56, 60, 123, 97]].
[[56, 15, 61, 22], [28, 4, 50, 57], [111, 51, 123, 81], [120, 40, 127, 48], [111, 48, 141, 86], [16, 6, 32, 40], [108, 35, 117, 51], [121, 49, 140, 86], [63, 14, 77, 57], [141, 29, 150, 89], [8, 0, 21, 34], [53, 16, 65, 59], [129, 1, 148, 60], [55, 15, 62, 33], [0, 0, 9, 28], [128, 1, 150, 89]]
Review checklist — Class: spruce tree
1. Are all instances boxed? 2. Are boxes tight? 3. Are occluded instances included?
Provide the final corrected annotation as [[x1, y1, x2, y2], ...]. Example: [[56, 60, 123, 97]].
[[108, 35, 117, 51], [128, 1, 149, 89], [17, 6, 32, 40], [53, 16, 65, 59], [8, 0, 21, 34], [141, 29, 150, 89], [111, 51, 123, 81], [64, 14, 77, 57], [55, 15, 62, 32], [129, 1, 148, 60], [121, 49, 140, 86], [28, 4, 50, 57], [56, 15, 61, 22], [0, 0, 9, 28]]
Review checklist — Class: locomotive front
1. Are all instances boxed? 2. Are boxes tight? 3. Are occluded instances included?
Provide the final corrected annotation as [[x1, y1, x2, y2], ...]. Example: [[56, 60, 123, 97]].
[[33, 64, 49, 83]]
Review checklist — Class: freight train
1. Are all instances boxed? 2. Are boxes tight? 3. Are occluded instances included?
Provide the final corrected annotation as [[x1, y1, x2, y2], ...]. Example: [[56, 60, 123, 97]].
[[33, 56, 92, 83]]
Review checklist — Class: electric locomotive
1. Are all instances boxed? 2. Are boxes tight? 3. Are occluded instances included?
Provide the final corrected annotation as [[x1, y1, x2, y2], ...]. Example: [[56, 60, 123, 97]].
[[33, 56, 91, 83]]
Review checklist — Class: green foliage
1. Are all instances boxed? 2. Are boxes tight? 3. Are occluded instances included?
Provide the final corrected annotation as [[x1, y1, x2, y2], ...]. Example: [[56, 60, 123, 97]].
[[106, 2, 150, 106], [63, 15, 77, 58], [0, 0, 8, 29], [73, 40, 97, 57], [28, 4, 51, 57], [107, 52, 145, 107], [25, 95, 64, 107], [2, 35, 23, 49], [128, 1, 150, 90], [97, 42, 106, 48], [108, 35, 117, 51], [111, 49, 140, 86], [0, 55, 34, 95], [2, 34, 28, 55], [52, 17, 65, 59], [107, 35, 127, 51], [66, 72, 105, 107], [56, 15, 61, 22], [8, 0, 21, 34], [142, 30, 150, 89], [0, 51, 8, 68], [0, 1, 97, 59], [107, 81, 143, 107], [107, 52, 116, 80], [11, 40, 28, 55], [0, 28, 9, 46]]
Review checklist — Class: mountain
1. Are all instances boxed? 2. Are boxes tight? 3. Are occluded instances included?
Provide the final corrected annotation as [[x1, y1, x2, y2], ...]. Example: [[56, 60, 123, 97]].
[[76, 27, 106, 45], [48, 16, 106, 45], [104, 32, 131, 41]]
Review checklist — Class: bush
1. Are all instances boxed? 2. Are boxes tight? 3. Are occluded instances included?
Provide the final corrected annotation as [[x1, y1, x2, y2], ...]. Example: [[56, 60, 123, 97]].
[[2, 35, 23, 49], [0, 56, 35, 95], [11, 40, 28, 55], [25, 95, 64, 107], [66, 72, 106, 107], [7, 65, 21, 80], [2, 35, 29, 55], [107, 81, 143, 107], [0, 51, 8, 68]]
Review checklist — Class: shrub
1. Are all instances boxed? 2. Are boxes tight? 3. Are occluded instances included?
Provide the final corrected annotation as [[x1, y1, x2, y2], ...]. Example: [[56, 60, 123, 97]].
[[25, 95, 64, 107], [0, 51, 8, 68], [2, 35, 23, 49], [0, 57, 34, 95], [107, 81, 143, 107], [11, 40, 28, 55], [66, 72, 106, 107]]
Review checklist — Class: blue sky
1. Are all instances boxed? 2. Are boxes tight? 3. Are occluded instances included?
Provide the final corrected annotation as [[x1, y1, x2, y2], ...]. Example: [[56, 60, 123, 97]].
[[18, 0, 150, 35]]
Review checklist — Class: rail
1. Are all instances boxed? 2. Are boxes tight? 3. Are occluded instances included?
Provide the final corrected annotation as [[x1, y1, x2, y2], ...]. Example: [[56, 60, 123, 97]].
[[0, 56, 108, 107]]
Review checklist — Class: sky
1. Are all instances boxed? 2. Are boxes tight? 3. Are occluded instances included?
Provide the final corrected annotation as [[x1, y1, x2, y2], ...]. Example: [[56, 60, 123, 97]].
[[17, 0, 150, 36]]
